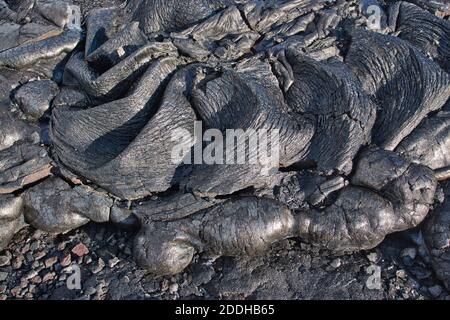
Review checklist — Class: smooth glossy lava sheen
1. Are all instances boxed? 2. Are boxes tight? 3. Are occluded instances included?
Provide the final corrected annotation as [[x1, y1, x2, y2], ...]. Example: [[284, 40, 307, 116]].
[[0, 0, 450, 282]]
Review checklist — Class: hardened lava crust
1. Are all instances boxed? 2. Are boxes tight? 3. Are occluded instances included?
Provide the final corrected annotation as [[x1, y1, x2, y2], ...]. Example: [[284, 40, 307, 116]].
[[0, 0, 450, 299]]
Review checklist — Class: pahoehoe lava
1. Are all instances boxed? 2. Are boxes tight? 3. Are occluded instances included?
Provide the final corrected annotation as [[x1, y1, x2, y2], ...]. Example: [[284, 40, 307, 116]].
[[1, 0, 450, 285]]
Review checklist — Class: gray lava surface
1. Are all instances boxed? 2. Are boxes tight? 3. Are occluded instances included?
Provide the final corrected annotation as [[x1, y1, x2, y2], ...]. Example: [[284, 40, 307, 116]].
[[1, 0, 450, 300]]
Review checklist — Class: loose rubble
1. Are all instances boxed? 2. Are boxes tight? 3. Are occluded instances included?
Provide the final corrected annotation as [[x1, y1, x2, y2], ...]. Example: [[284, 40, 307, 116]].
[[0, 224, 449, 300]]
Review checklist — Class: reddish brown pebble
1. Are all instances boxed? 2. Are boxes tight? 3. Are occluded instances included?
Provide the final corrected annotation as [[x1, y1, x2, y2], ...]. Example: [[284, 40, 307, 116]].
[[24, 292, 33, 299], [60, 253, 71, 267], [71, 243, 89, 257]]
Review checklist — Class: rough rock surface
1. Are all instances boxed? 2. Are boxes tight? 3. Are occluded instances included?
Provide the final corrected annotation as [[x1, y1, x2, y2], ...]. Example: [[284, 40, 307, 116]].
[[1, 0, 450, 300]]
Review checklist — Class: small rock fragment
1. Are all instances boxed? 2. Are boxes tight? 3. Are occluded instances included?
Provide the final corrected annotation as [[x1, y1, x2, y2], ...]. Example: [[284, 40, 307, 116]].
[[24, 270, 38, 280], [401, 248, 417, 260], [91, 258, 105, 274], [44, 256, 58, 268], [330, 258, 342, 269], [12, 256, 23, 269], [108, 257, 120, 269], [34, 250, 46, 260], [0, 272, 7, 281], [71, 243, 89, 257], [428, 285, 443, 298], [42, 272, 55, 283], [367, 252, 378, 263], [0, 252, 11, 266], [60, 252, 71, 267], [396, 270, 407, 279], [169, 283, 179, 294]]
